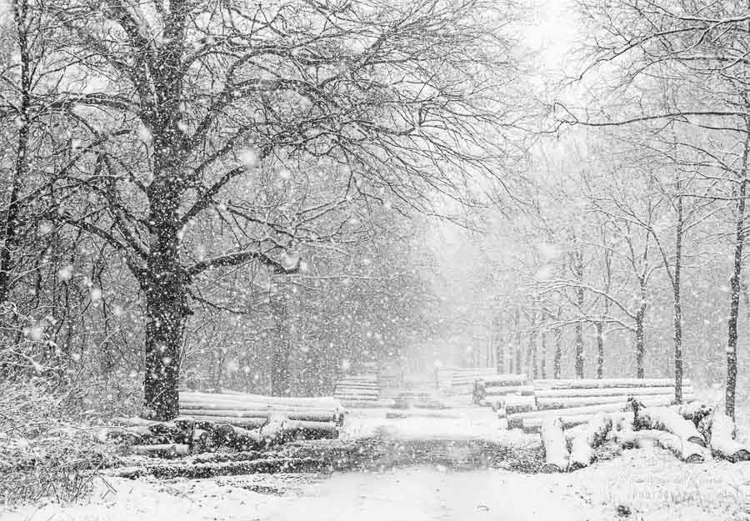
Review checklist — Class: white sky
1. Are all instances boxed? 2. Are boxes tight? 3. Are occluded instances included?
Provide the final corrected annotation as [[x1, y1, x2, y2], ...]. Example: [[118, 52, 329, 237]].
[[522, 0, 581, 75]]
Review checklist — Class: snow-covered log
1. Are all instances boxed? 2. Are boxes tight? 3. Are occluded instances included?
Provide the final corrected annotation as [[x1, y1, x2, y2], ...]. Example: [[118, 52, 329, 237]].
[[478, 374, 529, 387], [567, 413, 613, 470], [534, 378, 689, 390], [633, 406, 706, 447], [540, 417, 570, 472], [632, 430, 707, 463], [179, 407, 340, 423], [707, 412, 750, 462], [131, 444, 190, 458], [499, 395, 537, 415], [508, 395, 680, 431], [479, 385, 536, 398], [535, 386, 691, 399], [536, 392, 690, 411], [185, 415, 339, 440], [180, 392, 342, 409]]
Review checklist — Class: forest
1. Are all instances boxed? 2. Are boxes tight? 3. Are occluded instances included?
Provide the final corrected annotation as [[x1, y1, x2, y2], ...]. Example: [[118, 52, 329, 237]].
[[2, 1, 750, 519]]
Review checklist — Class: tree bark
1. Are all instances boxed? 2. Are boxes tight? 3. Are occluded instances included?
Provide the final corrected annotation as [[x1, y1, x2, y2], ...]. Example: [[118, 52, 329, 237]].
[[572, 247, 585, 378], [514, 308, 522, 375], [673, 179, 684, 403], [726, 127, 749, 420], [529, 310, 538, 379], [553, 325, 562, 379], [0, 0, 32, 304], [270, 280, 292, 396], [595, 321, 604, 379], [635, 278, 647, 379]]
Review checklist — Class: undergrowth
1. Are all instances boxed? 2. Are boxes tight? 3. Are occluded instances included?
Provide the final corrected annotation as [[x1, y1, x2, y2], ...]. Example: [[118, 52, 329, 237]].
[[0, 379, 124, 506]]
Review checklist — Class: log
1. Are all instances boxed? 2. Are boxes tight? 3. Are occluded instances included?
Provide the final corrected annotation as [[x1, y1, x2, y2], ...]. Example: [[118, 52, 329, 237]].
[[632, 430, 707, 463], [536, 393, 680, 411], [476, 374, 529, 387], [508, 395, 685, 429], [633, 406, 706, 447], [181, 415, 267, 429], [540, 417, 569, 472], [534, 378, 690, 390], [522, 412, 633, 434], [535, 386, 690, 399], [503, 396, 537, 415], [179, 407, 339, 423], [568, 413, 613, 470], [707, 412, 750, 462], [480, 385, 536, 397], [180, 392, 342, 409], [182, 414, 337, 436], [131, 444, 190, 458]]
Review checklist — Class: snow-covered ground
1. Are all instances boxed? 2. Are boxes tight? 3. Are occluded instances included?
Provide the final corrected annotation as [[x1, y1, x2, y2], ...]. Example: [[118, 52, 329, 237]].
[[6, 453, 750, 521], [4, 406, 750, 521]]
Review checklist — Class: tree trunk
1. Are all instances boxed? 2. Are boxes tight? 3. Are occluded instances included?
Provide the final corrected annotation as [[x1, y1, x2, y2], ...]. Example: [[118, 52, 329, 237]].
[[514, 308, 522, 375], [595, 321, 604, 379], [495, 318, 505, 374], [270, 280, 292, 396], [144, 284, 187, 420], [540, 328, 547, 379], [142, 5, 191, 421], [635, 276, 647, 379], [726, 129, 749, 420], [553, 326, 562, 379], [0, 0, 32, 304], [529, 310, 538, 379], [573, 249, 585, 378], [673, 184, 684, 403]]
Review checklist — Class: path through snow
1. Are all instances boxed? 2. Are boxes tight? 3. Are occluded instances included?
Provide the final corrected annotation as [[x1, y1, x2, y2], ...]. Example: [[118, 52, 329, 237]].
[[3, 467, 600, 521]]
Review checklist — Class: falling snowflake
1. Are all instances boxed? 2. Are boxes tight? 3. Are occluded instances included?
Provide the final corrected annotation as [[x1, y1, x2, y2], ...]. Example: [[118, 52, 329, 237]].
[[237, 148, 259, 168], [58, 265, 73, 281]]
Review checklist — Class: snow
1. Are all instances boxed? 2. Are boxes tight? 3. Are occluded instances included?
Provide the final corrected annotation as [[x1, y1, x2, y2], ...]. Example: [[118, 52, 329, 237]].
[[5, 408, 750, 521], [341, 407, 529, 445], [2, 469, 599, 521]]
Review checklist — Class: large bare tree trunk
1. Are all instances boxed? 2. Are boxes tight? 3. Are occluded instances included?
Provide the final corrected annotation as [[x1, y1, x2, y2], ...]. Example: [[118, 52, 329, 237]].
[[142, 4, 191, 420]]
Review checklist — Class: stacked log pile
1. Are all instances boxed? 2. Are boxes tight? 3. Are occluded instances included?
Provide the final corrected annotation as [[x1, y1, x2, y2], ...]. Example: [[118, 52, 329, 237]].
[[436, 367, 497, 396], [539, 398, 750, 472], [180, 391, 345, 426], [333, 374, 383, 407], [507, 378, 694, 431], [473, 374, 533, 417], [102, 392, 344, 460]]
